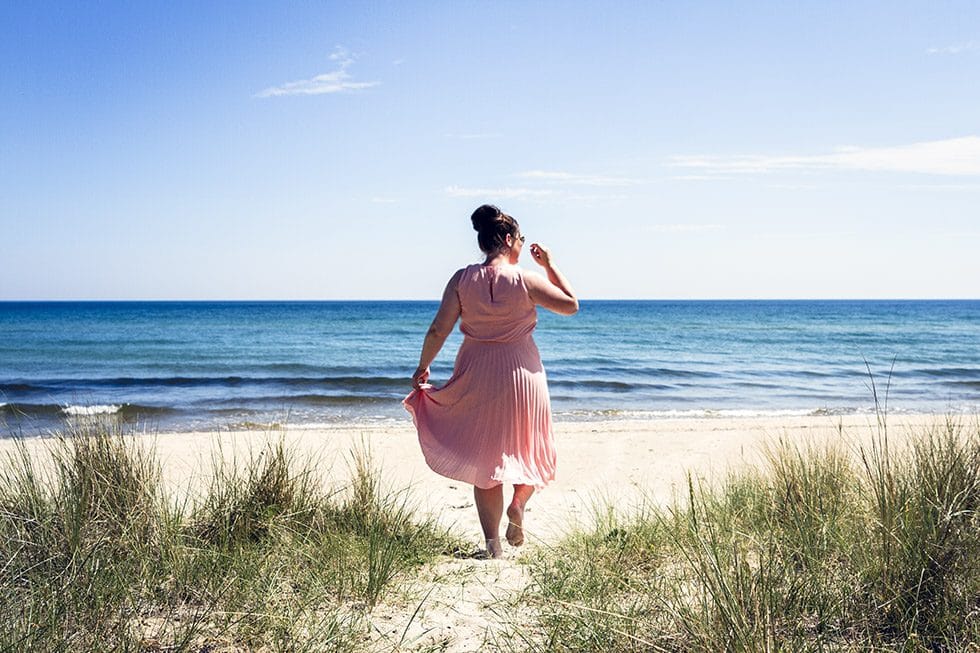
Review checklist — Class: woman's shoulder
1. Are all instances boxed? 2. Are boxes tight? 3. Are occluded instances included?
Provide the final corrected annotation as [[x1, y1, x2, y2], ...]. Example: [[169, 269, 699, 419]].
[[514, 265, 544, 283], [450, 264, 483, 288], [455, 263, 482, 280], [455, 263, 534, 284]]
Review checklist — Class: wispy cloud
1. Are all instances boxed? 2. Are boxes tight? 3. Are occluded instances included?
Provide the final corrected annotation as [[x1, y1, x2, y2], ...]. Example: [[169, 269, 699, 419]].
[[926, 40, 979, 55], [370, 197, 397, 204], [669, 136, 980, 177], [898, 183, 980, 192], [444, 185, 556, 200], [647, 224, 725, 233], [446, 168, 643, 203], [667, 174, 734, 182], [518, 170, 643, 186], [256, 46, 379, 98]]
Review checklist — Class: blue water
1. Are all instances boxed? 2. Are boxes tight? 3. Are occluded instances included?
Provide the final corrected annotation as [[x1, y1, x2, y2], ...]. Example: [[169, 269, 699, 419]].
[[1, 300, 978, 435]]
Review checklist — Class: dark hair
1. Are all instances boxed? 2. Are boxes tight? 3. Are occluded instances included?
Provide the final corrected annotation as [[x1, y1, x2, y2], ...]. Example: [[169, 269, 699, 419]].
[[470, 204, 520, 255]]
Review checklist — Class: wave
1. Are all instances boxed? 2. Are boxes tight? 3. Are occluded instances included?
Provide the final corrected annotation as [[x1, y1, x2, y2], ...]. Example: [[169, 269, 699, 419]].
[[246, 363, 364, 374], [916, 367, 980, 379], [62, 404, 122, 416], [552, 404, 964, 421], [211, 394, 395, 407], [1, 403, 64, 417], [280, 415, 406, 430], [5, 365, 976, 397], [549, 379, 674, 392], [549, 365, 723, 379], [554, 407, 823, 420], [0, 383, 37, 392], [1, 402, 177, 419], [554, 407, 868, 420], [945, 380, 980, 390], [1, 374, 410, 393], [732, 381, 782, 389]]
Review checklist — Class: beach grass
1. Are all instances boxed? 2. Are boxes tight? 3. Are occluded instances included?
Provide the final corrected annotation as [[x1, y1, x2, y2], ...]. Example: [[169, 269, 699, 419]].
[[514, 417, 980, 652], [3, 416, 979, 652], [0, 423, 460, 652]]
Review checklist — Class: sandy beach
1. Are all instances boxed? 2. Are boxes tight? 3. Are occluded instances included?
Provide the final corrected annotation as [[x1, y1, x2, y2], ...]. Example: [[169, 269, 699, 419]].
[[2, 413, 950, 547], [146, 413, 970, 650], [130, 414, 946, 545], [1, 412, 970, 650]]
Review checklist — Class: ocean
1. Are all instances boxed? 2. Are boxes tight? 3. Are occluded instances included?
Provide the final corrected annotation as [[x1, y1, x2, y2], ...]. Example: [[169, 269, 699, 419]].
[[1, 300, 978, 436]]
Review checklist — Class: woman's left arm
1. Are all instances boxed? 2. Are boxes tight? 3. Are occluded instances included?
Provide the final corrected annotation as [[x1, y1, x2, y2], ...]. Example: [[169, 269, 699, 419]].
[[412, 269, 463, 389]]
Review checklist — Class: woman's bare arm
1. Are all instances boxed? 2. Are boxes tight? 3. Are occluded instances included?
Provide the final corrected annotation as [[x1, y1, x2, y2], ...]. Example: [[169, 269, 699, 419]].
[[412, 269, 463, 388], [525, 243, 579, 315]]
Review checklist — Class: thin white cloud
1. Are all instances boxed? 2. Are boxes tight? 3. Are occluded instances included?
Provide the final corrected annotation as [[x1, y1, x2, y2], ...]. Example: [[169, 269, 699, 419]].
[[518, 170, 643, 186], [669, 136, 980, 177], [256, 46, 379, 98], [898, 183, 980, 192], [444, 185, 555, 200], [647, 224, 725, 233], [446, 169, 642, 204], [561, 193, 630, 203], [668, 174, 733, 182], [926, 40, 979, 55], [329, 46, 354, 65], [370, 197, 397, 204], [754, 230, 858, 241]]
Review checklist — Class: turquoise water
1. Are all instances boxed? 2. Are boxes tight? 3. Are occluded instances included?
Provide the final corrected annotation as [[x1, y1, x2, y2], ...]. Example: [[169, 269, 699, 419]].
[[1, 300, 978, 435]]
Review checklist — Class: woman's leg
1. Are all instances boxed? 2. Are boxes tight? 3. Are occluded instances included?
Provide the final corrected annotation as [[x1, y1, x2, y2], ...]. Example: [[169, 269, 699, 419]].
[[473, 485, 504, 558], [506, 484, 535, 546]]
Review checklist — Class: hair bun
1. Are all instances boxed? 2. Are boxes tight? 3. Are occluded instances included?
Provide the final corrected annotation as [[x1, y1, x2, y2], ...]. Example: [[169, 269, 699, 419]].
[[470, 204, 519, 254], [471, 204, 502, 233]]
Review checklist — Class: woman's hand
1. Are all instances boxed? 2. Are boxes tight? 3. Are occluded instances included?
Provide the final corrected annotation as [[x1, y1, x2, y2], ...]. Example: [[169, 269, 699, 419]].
[[529, 242, 553, 268], [412, 366, 431, 390], [525, 243, 579, 315]]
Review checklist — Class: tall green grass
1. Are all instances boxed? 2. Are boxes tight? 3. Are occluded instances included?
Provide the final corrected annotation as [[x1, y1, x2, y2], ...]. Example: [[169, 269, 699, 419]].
[[0, 424, 458, 652], [516, 419, 980, 652]]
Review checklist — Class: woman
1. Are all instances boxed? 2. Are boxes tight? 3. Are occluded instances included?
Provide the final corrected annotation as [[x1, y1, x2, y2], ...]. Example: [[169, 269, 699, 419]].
[[404, 204, 578, 559]]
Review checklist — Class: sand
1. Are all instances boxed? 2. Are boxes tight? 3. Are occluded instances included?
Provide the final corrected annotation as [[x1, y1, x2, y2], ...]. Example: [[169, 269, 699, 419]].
[[120, 413, 941, 544], [1, 413, 960, 650]]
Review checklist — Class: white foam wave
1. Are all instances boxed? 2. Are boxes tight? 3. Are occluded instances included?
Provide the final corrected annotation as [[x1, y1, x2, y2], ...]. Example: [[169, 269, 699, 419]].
[[554, 405, 964, 421], [705, 409, 823, 418], [630, 409, 818, 419], [62, 404, 122, 416], [283, 415, 403, 431], [557, 407, 869, 421]]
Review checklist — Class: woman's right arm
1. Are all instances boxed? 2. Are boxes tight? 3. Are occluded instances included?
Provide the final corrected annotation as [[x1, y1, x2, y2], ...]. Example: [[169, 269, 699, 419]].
[[412, 269, 464, 389], [526, 243, 579, 315]]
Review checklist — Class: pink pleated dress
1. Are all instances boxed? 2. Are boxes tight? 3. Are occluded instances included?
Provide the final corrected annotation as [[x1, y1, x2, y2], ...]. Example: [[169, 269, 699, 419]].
[[404, 263, 557, 490]]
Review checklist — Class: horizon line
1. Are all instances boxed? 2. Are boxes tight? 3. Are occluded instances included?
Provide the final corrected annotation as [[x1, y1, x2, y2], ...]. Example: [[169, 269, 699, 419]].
[[2, 297, 979, 303]]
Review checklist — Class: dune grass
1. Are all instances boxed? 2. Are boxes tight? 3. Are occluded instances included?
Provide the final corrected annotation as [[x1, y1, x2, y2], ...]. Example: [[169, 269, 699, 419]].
[[515, 417, 980, 652], [5, 415, 977, 651], [0, 424, 459, 652]]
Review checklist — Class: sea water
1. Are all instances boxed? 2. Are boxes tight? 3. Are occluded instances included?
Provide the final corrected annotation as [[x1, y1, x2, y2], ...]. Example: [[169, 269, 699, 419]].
[[1, 300, 978, 435]]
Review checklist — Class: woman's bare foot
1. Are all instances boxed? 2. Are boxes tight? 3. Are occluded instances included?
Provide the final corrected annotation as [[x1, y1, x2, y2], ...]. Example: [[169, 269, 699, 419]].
[[485, 537, 504, 559], [505, 503, 525, 547]]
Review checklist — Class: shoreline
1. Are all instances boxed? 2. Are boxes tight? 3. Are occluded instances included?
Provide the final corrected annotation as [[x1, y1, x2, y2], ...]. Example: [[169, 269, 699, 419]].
[[4, 403, 974, 440]]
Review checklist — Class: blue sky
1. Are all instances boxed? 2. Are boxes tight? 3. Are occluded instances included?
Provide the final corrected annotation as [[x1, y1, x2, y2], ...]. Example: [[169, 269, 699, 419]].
[[2, 1, 978, 299]]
